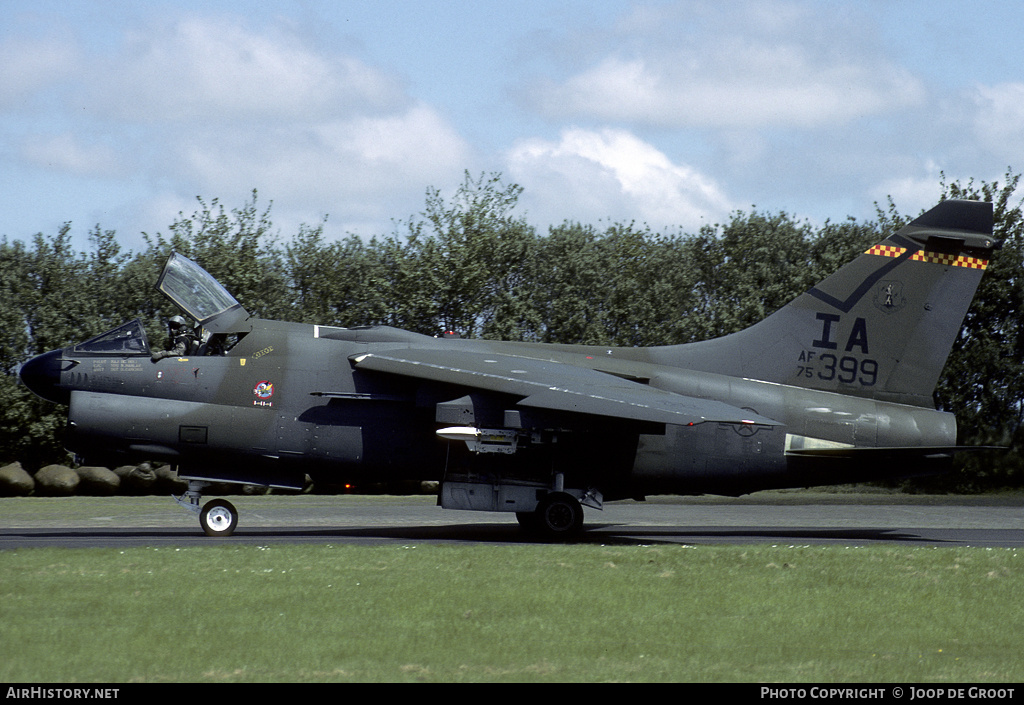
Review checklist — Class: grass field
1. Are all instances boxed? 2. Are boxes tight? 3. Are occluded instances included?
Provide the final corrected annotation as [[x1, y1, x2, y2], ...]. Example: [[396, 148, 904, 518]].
[[1, 541, 1021, 682]]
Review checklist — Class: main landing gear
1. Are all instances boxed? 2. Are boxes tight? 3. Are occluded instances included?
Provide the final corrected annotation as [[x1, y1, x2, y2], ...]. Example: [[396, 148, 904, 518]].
[[516, 491, 586, 540], [441, 471, 599, 541], [173, 480, 239, 536]]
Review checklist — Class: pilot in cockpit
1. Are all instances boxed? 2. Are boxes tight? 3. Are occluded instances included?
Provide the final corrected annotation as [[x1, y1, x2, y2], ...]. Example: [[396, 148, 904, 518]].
[[151, 315, 197, 361]]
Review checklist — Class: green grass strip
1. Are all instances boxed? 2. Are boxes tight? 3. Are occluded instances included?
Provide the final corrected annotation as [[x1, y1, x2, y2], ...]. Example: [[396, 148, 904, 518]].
[[1, 543, 1021, 682]]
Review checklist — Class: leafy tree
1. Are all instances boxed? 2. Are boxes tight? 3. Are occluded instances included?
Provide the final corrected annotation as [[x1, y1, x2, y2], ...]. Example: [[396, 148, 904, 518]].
[[384, 171, 539, 337], [2, 172, 1022, 491], [284, 224, 392, 327], [805, 218, 880, 283], [0, 226, 108, 468], [680, 210, 828, 340], [0, 238, 31, 374], [528, 222, 612, 345], [930, 170, 1024, 488]]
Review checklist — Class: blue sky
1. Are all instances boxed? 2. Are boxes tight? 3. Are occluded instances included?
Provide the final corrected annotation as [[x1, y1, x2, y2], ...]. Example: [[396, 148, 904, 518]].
[[3, 0, 1024, 251]]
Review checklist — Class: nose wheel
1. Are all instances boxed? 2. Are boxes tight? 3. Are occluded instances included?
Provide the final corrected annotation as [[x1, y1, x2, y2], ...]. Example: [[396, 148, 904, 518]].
[[173, 481, 239, 537], [199, 498, 239, 537]]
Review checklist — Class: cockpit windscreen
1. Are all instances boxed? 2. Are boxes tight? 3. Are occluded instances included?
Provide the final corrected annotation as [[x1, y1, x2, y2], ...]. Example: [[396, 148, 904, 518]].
[[73, 319, 150, 355]]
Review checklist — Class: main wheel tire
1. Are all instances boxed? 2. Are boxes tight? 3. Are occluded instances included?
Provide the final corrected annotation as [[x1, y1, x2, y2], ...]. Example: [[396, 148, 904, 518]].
[[534, 492, 584, 540], [200, 498, 238, 537]]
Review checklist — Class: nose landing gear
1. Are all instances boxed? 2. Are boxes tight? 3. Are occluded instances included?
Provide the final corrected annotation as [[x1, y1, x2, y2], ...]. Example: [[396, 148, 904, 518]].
[[173, 480, 239, 537]]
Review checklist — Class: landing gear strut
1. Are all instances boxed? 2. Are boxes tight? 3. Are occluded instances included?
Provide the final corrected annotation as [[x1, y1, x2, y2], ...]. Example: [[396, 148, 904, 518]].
[[173, 480, 239, 537]]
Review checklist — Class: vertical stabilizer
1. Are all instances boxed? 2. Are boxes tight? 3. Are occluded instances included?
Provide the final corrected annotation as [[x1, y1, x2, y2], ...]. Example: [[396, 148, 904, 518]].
[[661, 200, 996, 407]]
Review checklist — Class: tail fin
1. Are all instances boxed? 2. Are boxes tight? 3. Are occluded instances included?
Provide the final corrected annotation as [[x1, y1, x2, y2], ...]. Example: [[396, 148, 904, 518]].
[[666, 199, 996, 407]]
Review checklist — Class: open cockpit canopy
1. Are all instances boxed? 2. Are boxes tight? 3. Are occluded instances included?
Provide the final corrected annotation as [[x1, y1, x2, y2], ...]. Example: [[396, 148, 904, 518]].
[[156, 252, 250, 333]]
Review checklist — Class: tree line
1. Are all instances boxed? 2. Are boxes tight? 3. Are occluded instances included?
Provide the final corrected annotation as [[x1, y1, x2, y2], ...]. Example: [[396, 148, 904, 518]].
[[2, 171, 1022, 490]]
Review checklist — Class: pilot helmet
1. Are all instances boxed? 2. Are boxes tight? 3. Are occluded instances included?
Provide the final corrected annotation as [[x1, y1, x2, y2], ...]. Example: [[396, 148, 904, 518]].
[[168, 315, 188, 331]]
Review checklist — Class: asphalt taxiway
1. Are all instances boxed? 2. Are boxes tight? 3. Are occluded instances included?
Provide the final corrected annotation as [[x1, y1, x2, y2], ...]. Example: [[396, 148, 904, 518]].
[[0, 493, 1021, 549]]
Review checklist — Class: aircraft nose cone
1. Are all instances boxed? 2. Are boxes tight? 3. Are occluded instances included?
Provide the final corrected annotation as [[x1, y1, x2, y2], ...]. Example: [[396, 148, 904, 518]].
[[19, 349, 70, 404]]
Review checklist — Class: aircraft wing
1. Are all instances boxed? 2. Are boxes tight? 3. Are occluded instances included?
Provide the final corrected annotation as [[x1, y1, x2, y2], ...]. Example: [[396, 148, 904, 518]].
[[350, 348, 781, 427]]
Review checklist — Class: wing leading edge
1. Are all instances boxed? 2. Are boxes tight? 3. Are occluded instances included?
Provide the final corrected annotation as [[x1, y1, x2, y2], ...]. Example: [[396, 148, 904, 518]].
[[350, 348, 781, 427]]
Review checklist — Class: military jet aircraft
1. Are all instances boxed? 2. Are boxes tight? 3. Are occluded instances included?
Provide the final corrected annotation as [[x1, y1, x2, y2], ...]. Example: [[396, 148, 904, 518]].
[[20, 199, 1000, 539]]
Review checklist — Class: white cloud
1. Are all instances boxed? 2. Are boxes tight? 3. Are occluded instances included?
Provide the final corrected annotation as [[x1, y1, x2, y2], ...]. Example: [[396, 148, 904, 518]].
[[0, 35, 78, 109], [507, 127, 733, 231], [316, 104, 471, 182], [86, 17, 408, 124], [972, 82, 1024, 161], [6, 1, 1008, 250], [525, 2, 925, 130], [5, 14, 474, 240], [532, 47, 924, 130], [178, 103, 472, 217], [20, 133, 126, 178], [870, 161, 946, 216]]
